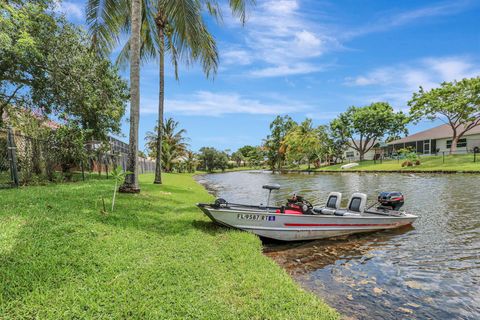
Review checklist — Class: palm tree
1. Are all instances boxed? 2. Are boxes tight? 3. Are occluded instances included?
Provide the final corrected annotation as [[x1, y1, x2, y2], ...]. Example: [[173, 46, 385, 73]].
[[87, 0, 152, 193], [87, 1, 254, 190], [123, 0, 141, 193], [145, 117, 188, 172], [184, 150, 197, 173], [150, 1, 217, 184]]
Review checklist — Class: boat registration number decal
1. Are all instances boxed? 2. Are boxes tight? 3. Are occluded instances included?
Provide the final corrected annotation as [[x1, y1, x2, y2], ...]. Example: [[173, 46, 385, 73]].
[[237, 214, 275, 221]]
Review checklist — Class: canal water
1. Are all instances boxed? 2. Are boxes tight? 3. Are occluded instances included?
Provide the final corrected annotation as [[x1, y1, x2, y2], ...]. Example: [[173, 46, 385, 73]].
[[198, 171, 480, 320]]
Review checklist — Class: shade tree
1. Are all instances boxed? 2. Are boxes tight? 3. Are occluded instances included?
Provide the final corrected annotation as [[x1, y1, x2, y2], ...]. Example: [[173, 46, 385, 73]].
[[0, 1, 128, 139], [330, 102, 409, 161], [197, 147, 229, 172], [409, 77, 480, 153]]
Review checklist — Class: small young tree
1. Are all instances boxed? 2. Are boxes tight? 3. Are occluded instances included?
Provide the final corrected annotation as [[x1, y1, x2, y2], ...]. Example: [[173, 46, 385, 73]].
[[331, 102, 409, 161], [110, 166, 131, 212], [409, 77, 480, 153]]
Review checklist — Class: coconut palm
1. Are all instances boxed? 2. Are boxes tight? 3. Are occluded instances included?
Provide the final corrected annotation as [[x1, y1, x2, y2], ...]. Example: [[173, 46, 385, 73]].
[[123, 0, 141, 192], [87, 0, 151, 192], [145, 117, 188, 172], [86, 0, 254, 189], [184, 150, 197, 173]]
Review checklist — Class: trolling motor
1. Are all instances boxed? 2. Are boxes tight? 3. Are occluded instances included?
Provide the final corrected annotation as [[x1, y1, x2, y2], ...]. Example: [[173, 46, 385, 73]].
[[377, 192, 405, 211]]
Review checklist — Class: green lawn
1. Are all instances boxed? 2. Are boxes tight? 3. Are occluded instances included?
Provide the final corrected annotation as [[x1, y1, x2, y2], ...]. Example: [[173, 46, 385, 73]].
[[313, 154, 480, 172], [0, 174, 338, 319]]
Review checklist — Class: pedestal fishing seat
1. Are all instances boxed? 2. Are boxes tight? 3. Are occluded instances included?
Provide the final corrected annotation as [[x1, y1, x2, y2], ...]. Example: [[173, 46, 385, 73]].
[[334, 193, 367, 216], [313, 192, 342, 215]]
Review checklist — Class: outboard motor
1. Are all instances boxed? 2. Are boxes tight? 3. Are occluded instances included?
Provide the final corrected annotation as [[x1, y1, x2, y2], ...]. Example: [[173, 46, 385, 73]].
[[378, 192, 404, 211]]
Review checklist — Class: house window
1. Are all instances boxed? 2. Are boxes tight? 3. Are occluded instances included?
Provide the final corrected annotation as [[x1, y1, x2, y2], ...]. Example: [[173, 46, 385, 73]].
[[446, 138, 467, 148], [346, 151, 354, 158]]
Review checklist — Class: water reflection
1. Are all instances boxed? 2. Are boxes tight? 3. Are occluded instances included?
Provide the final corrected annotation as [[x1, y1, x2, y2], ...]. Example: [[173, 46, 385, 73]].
[[199, 171, 480, 320]]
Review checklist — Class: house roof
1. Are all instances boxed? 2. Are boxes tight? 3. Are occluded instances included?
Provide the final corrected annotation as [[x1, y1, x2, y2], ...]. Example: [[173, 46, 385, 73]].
[[387, 123, 480, 145], [1, 108, 60, 129]]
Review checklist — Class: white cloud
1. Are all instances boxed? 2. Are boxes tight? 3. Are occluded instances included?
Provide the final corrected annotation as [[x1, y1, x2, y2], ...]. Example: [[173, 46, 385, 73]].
[[221, 49, 253, 66], [221, 1, 474, 78], [305, 111, 340, 120], [423, 57, 478, 81], [250, 63, 324, 78], [346, 69, 393, 86], [53, 1, 84, 20], [389, 1, 470, 27], [142, 91, 311, 116], [269, 0, 299, 14], [346, 56, 479, 90], [343, 1, 473, 38], [344, 56, 480, 108], [222, 0, 339, 77]]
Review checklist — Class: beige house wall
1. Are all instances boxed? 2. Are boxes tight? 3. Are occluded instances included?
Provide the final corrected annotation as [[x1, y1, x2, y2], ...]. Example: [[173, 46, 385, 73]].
[[435, 133, 480, 153]]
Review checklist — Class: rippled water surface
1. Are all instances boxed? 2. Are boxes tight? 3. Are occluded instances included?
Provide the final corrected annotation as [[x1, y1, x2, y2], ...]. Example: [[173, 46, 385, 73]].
[[198, 171, 480, 320]]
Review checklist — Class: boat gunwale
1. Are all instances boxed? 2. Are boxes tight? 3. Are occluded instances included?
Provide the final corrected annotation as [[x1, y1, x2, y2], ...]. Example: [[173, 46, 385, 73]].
[[198, 205, 417, 220]]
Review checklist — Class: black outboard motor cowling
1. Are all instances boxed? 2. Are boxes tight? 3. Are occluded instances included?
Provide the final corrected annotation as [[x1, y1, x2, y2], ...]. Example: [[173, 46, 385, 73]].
[[378, 192, 404, 211]]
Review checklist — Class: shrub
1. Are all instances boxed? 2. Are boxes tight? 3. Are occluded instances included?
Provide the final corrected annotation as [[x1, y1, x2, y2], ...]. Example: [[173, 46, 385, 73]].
[[48, 124, 87, 181], [402, 160, 413, 167]]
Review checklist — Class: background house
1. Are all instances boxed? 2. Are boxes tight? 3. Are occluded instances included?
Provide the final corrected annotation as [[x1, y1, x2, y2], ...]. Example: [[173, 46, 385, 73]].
[[342, 140, 380, 161], [384, 124, 480, 155]]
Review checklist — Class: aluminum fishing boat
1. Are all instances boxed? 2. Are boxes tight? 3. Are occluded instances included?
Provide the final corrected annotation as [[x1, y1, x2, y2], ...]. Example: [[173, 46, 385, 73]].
[[197, 184, 417, 241]]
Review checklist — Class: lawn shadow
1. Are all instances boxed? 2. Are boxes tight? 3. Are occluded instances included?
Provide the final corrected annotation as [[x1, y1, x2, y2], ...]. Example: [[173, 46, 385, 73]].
[[0, 218, 99, 308]]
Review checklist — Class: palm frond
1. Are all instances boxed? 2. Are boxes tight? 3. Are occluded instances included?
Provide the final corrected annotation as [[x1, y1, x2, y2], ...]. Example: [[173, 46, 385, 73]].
[[86, 0, 128, 56], [227, 0, 255, 25], [87, 0, 253, 76]]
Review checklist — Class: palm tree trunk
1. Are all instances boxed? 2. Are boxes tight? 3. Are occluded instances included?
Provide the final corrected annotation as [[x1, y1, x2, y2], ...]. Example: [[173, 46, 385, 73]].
[[0, 105, 4, 129], [154, 23, 165, 184], [119, 0, 141, 193]]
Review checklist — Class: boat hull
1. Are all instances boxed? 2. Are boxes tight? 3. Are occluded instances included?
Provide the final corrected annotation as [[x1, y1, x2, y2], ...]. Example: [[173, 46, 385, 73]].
[[198, 206, 417, 241]]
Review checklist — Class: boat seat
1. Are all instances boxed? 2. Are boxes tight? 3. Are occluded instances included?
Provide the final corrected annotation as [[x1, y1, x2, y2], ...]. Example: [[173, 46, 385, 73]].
[[319, 208, 336, 215], [332, 193, 366, 216], [313, 192, 342, 215], [346, 193, 367, 213], [262, 184, 281, 191]]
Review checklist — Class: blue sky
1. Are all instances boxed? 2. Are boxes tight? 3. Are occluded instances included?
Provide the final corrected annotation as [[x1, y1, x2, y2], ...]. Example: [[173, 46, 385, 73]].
[[58, 0, 480, 152]]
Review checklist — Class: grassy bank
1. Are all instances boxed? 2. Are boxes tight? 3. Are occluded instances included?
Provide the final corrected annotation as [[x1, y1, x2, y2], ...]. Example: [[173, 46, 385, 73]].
[[311, 154, 480, 172], [0, 174, 337, 319]]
